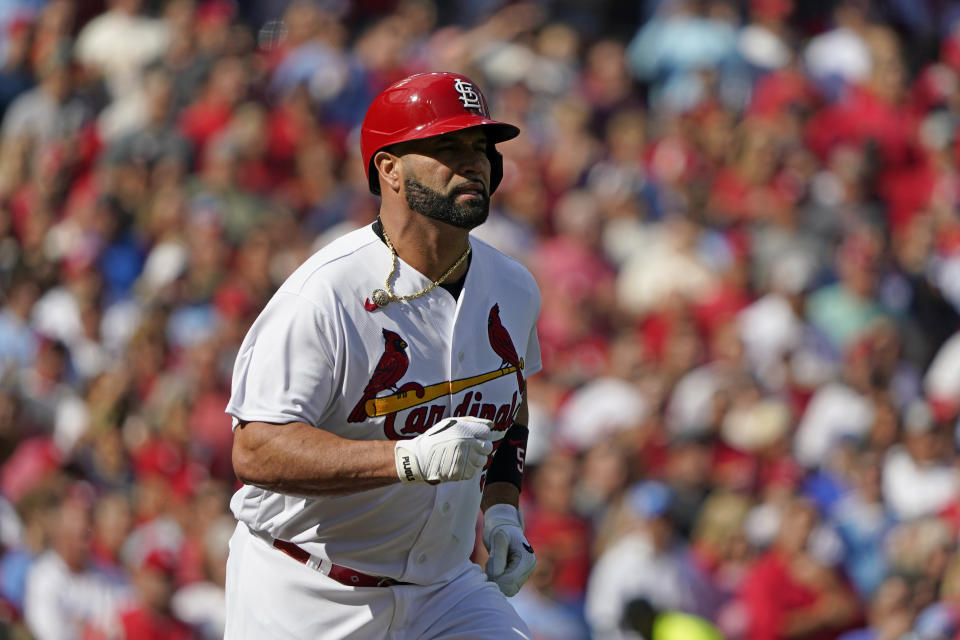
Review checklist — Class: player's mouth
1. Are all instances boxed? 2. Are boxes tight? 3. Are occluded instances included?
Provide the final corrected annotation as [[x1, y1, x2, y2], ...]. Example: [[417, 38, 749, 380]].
[[453, 182, 487, 199]]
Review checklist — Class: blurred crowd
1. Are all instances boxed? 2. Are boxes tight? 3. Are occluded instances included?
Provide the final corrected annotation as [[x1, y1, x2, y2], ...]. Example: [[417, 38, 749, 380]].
[[2, 0, 960, 638]]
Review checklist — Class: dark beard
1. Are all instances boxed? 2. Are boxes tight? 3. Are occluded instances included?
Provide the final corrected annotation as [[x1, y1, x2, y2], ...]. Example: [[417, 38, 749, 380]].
[[404, 178, 489, 229]]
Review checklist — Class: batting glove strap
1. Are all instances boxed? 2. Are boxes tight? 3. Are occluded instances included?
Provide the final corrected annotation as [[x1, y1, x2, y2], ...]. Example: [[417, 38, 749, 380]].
[[394, 417, 495, 484], [482, 504, 536, 597], [394, 443, 426, 483]]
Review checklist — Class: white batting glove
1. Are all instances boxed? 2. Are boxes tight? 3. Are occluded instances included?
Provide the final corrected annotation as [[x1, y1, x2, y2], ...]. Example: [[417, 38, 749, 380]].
[[483, 504, 536, 597], [394, 417, 496, 484]]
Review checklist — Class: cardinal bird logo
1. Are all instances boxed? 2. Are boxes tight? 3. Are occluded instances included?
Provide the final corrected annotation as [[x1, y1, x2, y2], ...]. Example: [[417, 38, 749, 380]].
[[348, 329, 410, 422], [487, 303, 525, 394]]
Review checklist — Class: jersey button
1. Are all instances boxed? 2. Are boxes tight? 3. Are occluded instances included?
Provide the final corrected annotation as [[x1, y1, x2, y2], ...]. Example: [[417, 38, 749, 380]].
[[417, 553, 428, 564], [458, 352, 465, 362], [442, 502, 451, 514]]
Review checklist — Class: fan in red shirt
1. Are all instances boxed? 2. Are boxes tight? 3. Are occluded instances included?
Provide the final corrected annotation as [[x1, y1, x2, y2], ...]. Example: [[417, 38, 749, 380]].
[[736, 497, 860, 640], [116, 549, 194, 640]]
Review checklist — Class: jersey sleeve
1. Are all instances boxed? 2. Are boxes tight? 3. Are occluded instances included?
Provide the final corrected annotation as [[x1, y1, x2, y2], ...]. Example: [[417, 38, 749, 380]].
[[226, 291, 338, 428], [524, 322, 542, 378], [524, 281, 542, 377]]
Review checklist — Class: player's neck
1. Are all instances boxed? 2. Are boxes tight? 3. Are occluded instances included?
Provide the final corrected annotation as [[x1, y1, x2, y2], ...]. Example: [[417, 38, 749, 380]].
[[378, 212, 471, 283]]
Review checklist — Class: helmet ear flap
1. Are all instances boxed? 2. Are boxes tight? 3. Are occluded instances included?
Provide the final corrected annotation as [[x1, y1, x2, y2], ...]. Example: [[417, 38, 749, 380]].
[[488, 144, 504, 195], [369, 158, 381, 195]]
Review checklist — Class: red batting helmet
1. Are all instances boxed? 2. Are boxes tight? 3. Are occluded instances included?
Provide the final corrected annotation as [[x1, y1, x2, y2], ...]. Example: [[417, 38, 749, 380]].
[[360, 72, 520, 195]]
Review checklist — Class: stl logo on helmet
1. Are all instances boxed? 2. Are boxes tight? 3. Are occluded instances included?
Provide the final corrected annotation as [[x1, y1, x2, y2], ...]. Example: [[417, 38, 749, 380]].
[[453, 79, 485, 112]]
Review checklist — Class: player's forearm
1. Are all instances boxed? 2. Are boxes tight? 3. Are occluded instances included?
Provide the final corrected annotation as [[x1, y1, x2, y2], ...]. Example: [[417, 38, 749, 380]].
[[232, 420, 398, 496]]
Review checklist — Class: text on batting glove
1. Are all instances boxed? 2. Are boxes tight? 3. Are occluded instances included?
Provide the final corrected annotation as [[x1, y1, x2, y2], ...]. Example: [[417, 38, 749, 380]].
[[482, 503, 536, 597], [394, 417, 496, 484]]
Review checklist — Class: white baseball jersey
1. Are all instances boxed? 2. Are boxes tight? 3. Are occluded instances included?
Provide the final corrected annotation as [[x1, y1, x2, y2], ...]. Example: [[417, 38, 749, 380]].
[[225, 225, 541, 586]]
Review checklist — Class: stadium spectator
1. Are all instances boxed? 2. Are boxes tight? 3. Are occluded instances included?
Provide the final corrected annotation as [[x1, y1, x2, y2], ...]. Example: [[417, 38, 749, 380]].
[[585, 481, 722, 639], [24, 491, 129, 639], [735, 497, 859, 640], [112, 547, 191, 640]]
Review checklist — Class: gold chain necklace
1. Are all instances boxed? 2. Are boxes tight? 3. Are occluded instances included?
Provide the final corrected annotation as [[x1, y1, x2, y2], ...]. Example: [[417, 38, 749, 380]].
[[369, 226, 471, 309]]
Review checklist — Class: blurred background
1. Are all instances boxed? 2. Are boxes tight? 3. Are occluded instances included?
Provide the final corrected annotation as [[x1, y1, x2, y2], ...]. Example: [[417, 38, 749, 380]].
[[2, 0, 960, 638]]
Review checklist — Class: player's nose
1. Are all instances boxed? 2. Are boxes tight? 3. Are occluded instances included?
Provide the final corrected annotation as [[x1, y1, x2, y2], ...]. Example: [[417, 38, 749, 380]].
[[457, 153, 490, 185]]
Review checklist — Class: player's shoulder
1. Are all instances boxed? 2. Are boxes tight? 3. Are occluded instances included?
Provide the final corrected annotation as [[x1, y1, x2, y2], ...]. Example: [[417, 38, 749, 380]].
[[470, 234, 539, 296], [279, 225, 380, 297]]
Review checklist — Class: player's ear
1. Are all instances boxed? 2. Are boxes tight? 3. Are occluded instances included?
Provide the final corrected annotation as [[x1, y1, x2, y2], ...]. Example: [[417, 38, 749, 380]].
[[373, 150, 402, 194]]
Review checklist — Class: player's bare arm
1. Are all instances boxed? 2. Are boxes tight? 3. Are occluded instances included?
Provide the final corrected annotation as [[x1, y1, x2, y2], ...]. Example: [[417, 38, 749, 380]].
[[233, 415, 497, 495], [232, 421, 398, 495]]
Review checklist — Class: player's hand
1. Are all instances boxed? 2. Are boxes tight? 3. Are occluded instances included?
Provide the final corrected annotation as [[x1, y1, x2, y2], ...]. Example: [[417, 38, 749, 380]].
[[394, 417, 496, 484], [482, 504, 536, 597]]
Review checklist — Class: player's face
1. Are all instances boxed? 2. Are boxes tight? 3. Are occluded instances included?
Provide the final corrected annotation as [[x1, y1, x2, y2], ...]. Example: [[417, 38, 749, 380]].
[[399, 129, 492, 229]]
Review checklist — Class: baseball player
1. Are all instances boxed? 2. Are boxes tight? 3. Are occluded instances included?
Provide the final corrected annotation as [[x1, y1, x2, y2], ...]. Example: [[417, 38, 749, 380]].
[[224, 72, 540, 639]]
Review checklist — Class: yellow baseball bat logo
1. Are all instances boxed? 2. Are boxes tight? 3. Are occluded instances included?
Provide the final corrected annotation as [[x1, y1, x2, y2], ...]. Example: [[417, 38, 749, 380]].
[[365, 359, 523, 417]]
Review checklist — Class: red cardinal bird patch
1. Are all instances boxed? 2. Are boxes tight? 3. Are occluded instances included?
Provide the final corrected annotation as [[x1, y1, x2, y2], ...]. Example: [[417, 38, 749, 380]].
[[348, 329, 410, 423], [487, 303, 525, 394]]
